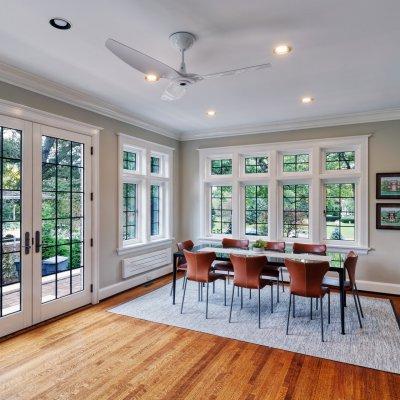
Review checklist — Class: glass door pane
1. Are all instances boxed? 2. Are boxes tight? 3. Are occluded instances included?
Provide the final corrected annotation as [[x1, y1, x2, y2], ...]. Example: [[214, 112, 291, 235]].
[[41, 136, 85, 303]]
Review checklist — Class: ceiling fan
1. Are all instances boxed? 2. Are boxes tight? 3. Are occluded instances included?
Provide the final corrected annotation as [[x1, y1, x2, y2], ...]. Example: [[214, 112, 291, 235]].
[[105, 32, 271, 101]]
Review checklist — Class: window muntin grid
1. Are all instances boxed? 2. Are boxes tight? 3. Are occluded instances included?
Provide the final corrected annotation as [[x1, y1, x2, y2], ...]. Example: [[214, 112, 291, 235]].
[[211, 185, 232, 234], [282, 184, 309, 238], [245, 185, 268, 236]]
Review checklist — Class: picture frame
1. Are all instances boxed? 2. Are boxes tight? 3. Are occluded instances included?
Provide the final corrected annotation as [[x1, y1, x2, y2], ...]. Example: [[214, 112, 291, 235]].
[[376, 172, 400, 199], [376, 203, 400, 230]]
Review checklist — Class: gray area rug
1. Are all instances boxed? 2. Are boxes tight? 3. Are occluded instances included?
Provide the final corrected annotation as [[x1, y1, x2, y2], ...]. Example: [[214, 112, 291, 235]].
[[109, 279, 400, 373]]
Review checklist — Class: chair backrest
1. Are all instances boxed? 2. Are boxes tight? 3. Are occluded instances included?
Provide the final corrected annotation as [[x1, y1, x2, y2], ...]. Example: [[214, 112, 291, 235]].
[[265, 241, 285, 252], [285, 259, 330, 297], [183, 250, 216, 282], [222, 238, 249, 249], [177, 240, 194, 265], [230, 254, 266, 289], [344, 251, 358, 285], [293, 242, 327, 256]]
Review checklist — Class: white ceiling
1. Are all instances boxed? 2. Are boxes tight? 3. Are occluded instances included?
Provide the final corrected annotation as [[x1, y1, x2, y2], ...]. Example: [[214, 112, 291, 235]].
[[1, 0, 400, 140]]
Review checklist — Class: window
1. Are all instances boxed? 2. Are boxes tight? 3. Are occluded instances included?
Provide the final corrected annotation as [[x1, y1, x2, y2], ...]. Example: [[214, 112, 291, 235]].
[[211, 159, 232, 175], [245, 185, 268, 236], [150, 185, 160, 236], [123, 183, 136, 240], [325, 183, 355, 241], [211, 185, 232, 234], [245, 156, 268, 174], [326, 151, 355, 170], [118, 134, 173, 252], [199, 135, 368, 252], [151, 156, 160, 174], [123, 151, 136, 171], [283, 184, 309, 238], [283, 154, 309, 172]]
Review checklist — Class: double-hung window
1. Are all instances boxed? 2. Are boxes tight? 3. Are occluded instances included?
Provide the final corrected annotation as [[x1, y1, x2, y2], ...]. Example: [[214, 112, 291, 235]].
[[118, 134, 173, 252]]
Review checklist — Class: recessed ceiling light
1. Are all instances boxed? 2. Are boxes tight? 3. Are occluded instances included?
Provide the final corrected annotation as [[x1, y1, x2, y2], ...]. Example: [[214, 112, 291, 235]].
[[206, 110, 216, 117], [273, 44, 292, 56], [49, 18, 71, 30], [144, 74, 159, 83], [301, 96, 315, 104]]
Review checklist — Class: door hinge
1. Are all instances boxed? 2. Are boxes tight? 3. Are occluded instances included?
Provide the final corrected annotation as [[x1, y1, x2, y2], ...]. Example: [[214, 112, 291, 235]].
[[90, 146, 94, 155], [90, 284, 93, 293], [90, 192, 94, 201], [90, 238, 94, 247]]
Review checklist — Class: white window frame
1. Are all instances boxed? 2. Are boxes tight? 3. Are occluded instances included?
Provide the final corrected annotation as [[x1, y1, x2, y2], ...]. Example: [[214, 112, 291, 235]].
[[198, 135, 370, 254], [118, 133, 173, 254]]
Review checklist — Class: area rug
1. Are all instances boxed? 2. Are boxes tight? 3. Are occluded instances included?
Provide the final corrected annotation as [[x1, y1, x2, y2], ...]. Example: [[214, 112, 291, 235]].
[[109, 280, 400, 373]]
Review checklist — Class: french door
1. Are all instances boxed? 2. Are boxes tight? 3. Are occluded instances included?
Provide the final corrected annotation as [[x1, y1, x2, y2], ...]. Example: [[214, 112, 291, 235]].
[[0, 116, 93, 337]]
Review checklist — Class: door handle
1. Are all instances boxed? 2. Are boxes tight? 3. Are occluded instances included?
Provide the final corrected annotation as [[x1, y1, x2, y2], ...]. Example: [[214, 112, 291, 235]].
[[24, 232, 31, 255], [35, 230, 42, 253]]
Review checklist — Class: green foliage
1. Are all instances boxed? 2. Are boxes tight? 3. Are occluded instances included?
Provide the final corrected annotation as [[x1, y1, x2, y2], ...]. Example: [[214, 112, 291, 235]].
[[330, 227, 344, 240], [253, 239, 266, 249]]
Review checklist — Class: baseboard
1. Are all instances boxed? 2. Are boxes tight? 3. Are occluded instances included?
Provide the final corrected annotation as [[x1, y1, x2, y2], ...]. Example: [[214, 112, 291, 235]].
[[280, 272, 400, 295], [98, 264, 173, 300]]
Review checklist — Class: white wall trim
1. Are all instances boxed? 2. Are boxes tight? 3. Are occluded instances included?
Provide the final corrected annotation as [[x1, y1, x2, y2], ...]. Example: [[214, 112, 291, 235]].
[[98, 264, 173, 300], [181, 109, 400, 141], [0, 61, 180, 140]]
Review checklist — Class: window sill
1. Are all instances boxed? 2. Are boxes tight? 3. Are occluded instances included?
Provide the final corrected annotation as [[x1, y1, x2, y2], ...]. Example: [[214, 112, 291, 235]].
[[117, 238, 174, 256]]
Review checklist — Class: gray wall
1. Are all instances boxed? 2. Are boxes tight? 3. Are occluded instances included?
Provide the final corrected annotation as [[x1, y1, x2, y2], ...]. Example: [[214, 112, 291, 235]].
[[0, 81, 180, 289], [180, 122, 400, 286]]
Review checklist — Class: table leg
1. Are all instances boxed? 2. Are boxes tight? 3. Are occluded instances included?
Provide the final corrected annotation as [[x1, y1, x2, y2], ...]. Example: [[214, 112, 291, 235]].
[[172, 254, 178, 305], [339, 269, 345, 335]]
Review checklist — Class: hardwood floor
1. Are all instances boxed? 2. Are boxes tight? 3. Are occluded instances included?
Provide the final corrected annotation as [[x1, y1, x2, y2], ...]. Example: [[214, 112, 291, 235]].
[[0, 274, 399, 400]]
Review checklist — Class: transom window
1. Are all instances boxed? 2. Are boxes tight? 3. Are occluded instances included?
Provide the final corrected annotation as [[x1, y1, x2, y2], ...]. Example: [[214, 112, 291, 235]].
[[326, 151, 355, 170], [123, 151, 136, 171], [245, 185, 268, 236], [122, 183, 136, 241], [151, 156, 160, 174], [283, 154, 309, 172], [211, 185, 232, 234], [325, 183, 355, 241], [211, 159, 232, 175], [244, 156, 268, 174], [283, 184, 309, 238], [150, 185, 160, 236]]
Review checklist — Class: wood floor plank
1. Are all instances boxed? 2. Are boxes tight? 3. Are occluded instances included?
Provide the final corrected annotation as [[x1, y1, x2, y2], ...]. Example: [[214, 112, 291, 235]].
[[0, 274, 399, 400]]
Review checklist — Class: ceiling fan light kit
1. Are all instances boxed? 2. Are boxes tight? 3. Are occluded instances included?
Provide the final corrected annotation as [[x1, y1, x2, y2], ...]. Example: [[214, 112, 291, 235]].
[[105, 31, 272, 101]]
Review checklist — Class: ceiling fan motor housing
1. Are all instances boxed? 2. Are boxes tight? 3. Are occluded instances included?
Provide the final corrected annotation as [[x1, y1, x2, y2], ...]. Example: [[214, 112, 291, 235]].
[[169, 32, 196, 52]]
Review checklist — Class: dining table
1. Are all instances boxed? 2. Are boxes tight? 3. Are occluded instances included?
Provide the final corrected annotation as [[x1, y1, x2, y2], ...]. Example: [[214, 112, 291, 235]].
[[172, 243, 347, 335]]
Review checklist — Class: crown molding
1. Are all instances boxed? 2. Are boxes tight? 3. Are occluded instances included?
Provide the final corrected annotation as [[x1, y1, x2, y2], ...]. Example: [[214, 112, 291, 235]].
[[180, 108, 400, 141], [0, 61, 181, 140]]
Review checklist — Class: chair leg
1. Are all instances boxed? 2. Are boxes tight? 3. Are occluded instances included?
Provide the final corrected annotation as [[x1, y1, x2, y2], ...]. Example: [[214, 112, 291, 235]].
[[316, 297, 319, 310], [229, 284, 235, 323], [240, 287, 243, 309], [180, 277, 187, 314], [213, 280, 215, 294], [352, 289, 363, 329], [310, 298, 313, 320], [206, 283, 209, 319], [258, 288, 261, 329], [280, 268, 285, 292], [277, 279, 280, 303], [224, 278, 227, 306], [270, 284, 273, 313], [354, 284, 364, 318], [320, 296, 324, 342], [293, 295, 296, 318], [286, 293, 292, 335], [237, 286, 240, 297], [249, 289, 252, 299], [328, 291, 331, 324]]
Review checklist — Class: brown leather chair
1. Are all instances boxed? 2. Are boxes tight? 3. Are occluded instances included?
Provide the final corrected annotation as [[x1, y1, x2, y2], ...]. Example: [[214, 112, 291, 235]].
[[293, 242, 327, 256], [213, 238, 249, 273], [285, 259, 331, 342], [229, 254, 276, 328], [322, 251, 363, 328], [170, 240, 194, 295], [263, 241, 286, 295], [181, 250, 226, 318]]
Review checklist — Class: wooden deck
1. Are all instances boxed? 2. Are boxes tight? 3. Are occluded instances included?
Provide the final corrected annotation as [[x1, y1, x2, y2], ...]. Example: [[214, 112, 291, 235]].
[[0, 273, 399, 400]]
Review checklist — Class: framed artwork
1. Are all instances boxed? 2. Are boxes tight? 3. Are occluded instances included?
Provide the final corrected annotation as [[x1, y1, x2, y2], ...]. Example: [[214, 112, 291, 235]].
[[376, 203, 400, 230], [376, 173, 400, 199]]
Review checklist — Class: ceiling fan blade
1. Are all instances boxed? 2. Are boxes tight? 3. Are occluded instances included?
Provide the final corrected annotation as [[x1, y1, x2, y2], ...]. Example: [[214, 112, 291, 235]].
[[202, 62, 271, 79], [106, 38, 180, 79], [161, 82, 186, 101]]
